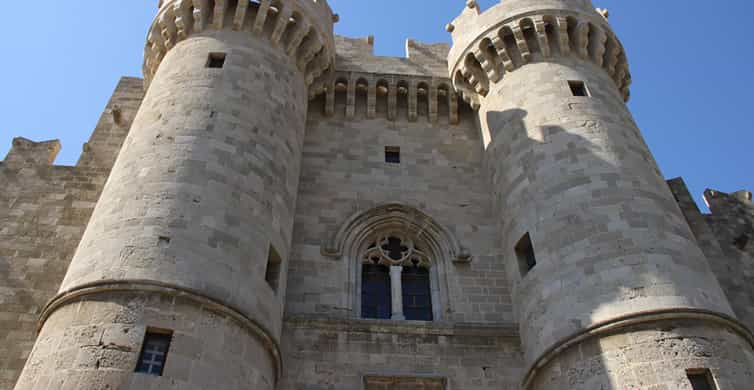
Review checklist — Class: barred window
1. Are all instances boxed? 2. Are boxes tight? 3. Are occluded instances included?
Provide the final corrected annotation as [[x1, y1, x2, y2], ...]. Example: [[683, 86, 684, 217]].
[[135, 330, 173, 376]]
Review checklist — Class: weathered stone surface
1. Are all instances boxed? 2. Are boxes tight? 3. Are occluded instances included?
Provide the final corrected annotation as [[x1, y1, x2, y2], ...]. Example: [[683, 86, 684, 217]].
[[1, 1, 752, 389]]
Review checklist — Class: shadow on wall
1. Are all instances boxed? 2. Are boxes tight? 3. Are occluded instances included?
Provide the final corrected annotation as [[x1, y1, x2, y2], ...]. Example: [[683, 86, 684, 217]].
[[483, 108, 749, 389]]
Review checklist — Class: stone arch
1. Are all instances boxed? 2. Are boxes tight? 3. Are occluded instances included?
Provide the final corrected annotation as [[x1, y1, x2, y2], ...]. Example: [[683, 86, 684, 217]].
[[355, 77, 369, 118], [321, 204, 471, 321], [334, 77, 348, 116]]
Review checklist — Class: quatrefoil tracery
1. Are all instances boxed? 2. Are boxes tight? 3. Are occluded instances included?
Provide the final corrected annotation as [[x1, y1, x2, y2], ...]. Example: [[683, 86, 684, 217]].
[[362, 235, 430, 268]]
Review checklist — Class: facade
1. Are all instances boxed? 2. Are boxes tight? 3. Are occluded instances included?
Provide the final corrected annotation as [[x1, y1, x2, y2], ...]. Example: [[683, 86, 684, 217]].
[[1, 0, 752, 389]]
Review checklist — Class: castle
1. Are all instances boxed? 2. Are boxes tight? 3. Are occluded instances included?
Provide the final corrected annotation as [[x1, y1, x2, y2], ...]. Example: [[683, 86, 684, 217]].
[[1, 0, 753, 388]]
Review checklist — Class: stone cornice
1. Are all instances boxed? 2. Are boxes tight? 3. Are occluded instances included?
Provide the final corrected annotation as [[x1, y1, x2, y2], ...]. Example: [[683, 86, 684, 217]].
[[144, 0, 336, 95], [447, 4, 631, 108]]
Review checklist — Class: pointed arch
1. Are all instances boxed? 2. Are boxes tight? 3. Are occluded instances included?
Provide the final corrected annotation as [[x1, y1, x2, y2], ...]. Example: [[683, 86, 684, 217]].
[[321, 204, 471, 321]]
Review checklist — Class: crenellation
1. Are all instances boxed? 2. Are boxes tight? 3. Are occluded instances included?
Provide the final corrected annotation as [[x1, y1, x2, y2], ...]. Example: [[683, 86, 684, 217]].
[[3, 138, 61, 167], [3, 2, 753, 390]]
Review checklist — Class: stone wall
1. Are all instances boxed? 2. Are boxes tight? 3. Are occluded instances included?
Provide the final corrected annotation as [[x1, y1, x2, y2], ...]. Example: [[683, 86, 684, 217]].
[[286, 97, 513, 325], [0, 77, 143, 389], [279, 318, 523, 390], [669, 178, 754, 332]]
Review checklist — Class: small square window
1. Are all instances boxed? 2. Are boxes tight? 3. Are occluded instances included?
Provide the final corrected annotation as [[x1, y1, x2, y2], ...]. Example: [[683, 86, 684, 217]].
[[135, 329, 173, 376], [385, 146, 400, 164], [687, 369, 717, 390], [568, 80, 590, 97], [266, 245, 282, 293], [515, 233, 537, 277], [206, 52, 226, 69]]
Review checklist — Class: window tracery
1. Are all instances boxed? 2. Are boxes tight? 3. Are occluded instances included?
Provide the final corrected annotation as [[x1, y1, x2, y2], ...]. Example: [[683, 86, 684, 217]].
[[360, 233, 433, 321], [362, 234, 431, 268]]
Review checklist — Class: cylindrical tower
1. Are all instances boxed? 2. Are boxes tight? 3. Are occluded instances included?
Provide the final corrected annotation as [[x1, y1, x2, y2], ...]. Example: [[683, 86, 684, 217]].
[[448, 1, 753, 389], [15, 1, 334, 389]]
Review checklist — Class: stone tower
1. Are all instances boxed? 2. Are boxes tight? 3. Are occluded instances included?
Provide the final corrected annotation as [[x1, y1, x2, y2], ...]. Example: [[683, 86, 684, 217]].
[[14, 0, 335, 388], [447, 0, 753, 389], [4, 1, 754, 389]]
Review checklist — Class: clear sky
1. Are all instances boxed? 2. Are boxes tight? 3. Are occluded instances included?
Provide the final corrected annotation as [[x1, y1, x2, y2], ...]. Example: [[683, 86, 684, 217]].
[[1, 1, 752, 209]]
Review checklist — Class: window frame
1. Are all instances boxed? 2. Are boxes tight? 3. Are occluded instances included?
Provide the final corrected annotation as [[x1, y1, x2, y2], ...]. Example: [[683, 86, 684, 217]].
[[355, 232, 441, 322], [686, 368, 718, 390], [385, 146, 401, 164], [135, 328, 173, 377], [568, 80, 590, 97], [206, 52, 226, 69]]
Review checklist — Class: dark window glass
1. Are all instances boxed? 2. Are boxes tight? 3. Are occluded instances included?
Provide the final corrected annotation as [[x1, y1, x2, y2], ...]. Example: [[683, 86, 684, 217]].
[[207, 52, 226, 68], [734, 234, 749, 250], [382, 236, 408, 261], [402, 266, 433, 321], [568, 80, 589, 97], [515, 233, 537, 277], [135, 331, 173, 376], [362, 264, 391, 319], [385, 146, 400, 164], [266, 245, 282, 293], [687, 369, 716, 390]]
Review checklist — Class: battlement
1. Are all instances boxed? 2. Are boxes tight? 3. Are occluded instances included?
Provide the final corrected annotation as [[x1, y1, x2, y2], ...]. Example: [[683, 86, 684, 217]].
[[705, 188, 754, 212], [334, 35, 449, 78], [446, 0, 630, 108], [144, 0, 337, 94], [2, 137, 61, 167]]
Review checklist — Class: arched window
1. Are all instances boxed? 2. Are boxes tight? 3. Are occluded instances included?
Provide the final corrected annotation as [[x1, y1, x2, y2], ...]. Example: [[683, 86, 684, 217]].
[[360, 234, 433, 321], [322, 204, 471, 323]]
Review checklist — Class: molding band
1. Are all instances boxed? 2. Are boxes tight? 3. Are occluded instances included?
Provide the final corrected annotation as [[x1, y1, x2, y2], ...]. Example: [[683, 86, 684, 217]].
[[285, 315, 520, 338], [521, 308, 754, 390], [39, 280, 283, 383]]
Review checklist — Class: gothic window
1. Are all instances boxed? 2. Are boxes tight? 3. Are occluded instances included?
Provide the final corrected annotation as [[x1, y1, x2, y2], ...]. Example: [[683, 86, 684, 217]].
[[402, 266, 433, 321], [361, 264, 391, 319], [361, 234, 433, 321]]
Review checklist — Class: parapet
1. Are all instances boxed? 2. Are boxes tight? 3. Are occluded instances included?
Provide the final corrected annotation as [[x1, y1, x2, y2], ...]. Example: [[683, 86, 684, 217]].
[[446, 0, 630, 108], [144, 0, 337, 95], [334, 35, 449, 78], [2, 138, 61, 167], [705, 188, 754, 216]]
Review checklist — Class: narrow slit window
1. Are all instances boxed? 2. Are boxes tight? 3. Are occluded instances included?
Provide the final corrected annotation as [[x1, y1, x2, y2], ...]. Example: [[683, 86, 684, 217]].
[[687, 369, 717, 390], [515, 233, 537, 277], [206, 52, 226, 69], [385, 146, 400, 164], [568, 80, 589, 97], [266, 245, 282, 294], [135, 329, 173, 376], [733, 234, 749, 251]]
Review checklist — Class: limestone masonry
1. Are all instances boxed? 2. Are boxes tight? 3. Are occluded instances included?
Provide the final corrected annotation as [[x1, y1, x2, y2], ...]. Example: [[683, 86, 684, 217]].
[[1, 0, 752, 389]]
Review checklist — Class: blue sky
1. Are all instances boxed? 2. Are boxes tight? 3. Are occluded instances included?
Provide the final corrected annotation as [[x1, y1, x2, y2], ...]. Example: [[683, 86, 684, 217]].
[[1, 1, 752, 209]]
